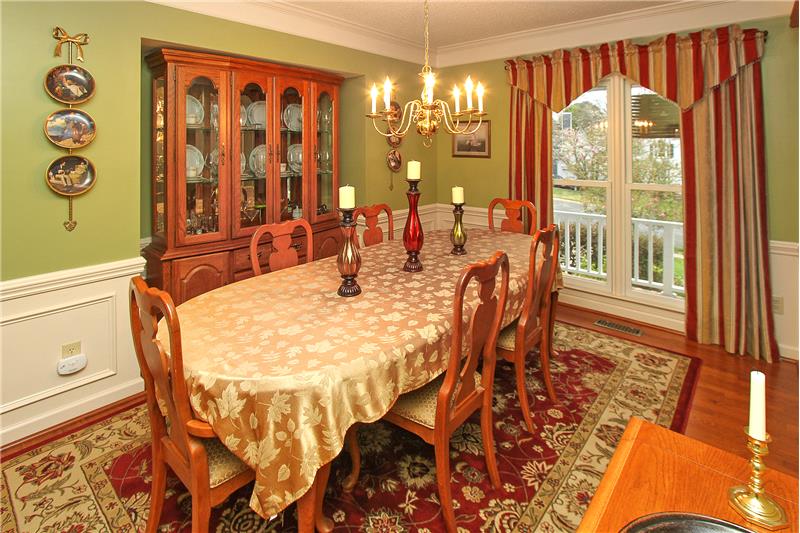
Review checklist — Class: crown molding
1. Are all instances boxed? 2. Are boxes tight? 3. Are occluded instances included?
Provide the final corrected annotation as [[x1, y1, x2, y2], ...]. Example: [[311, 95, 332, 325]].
[[146, 1, 792, 69], [146, 0, 424, 65], [435, 0, 794, 67]]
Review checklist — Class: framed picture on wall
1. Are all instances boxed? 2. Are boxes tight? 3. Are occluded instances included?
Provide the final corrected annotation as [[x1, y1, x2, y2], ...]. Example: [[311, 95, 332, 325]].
[[452, 120, 491, 158]]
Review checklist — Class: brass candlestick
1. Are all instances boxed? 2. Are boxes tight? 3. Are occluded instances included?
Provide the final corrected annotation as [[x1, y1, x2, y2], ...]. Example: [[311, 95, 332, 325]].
[[337, 208, 362, 297], [728, 428, 788, 530], [450, 203, 467, 255]]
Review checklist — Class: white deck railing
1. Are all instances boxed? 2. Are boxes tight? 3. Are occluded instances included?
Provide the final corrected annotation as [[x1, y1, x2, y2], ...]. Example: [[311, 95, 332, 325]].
[[554, 210, 685, 298]]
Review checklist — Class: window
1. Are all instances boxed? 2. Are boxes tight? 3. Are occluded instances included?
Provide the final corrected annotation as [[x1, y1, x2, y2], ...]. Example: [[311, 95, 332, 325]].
[[553, 75, 683, 310]]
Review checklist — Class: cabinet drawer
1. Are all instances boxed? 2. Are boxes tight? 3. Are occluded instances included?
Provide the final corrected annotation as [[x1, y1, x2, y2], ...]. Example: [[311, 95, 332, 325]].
[[233, 234, 309, 274], [313, 227, 342, 260], [171, 251, 230, 304]]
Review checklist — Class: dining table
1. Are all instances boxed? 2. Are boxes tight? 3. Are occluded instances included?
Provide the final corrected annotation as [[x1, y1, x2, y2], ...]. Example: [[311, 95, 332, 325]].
[[158, 228, 551, 531]]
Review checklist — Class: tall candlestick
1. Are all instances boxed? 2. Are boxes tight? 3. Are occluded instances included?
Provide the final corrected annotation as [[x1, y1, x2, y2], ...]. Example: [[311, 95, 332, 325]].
[[407, 160, 421, 181], [748, 371, 766, 440], [453, 85, 460, 114], [339, 185, 355, 210], [337, 208, 362, 297], [370, 84, 378, 114], [451, 186, 464, 204], [465, 76, 474, 110], [476, 82, 484, 113], [383, 77, 392, 111], [403, 178, 424, 272]]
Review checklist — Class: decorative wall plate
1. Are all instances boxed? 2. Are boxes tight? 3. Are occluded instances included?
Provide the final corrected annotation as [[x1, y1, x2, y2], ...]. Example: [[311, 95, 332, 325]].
[[44, 108, 96, 149], [389, 100, 403, 123], [386, 149, 402, 172], [386, 130, 401, 148], [44, 64, 95, 105], [46, 155, 96, 196]]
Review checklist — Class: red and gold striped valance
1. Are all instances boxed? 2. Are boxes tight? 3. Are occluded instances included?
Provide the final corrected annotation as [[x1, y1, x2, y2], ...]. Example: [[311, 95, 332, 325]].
[[505, 25, 765, 111]]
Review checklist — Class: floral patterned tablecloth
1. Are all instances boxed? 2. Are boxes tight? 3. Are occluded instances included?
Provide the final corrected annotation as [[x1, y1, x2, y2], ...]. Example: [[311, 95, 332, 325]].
[[159, 229, 544, 518]]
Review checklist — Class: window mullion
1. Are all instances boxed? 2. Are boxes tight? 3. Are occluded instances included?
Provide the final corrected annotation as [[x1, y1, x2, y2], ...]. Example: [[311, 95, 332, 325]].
[[607, 75, 627, 298]]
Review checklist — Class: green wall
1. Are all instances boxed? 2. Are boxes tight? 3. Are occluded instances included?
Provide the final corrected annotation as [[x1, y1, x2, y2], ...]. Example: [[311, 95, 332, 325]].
[[1, 1, 434, 280], [2, 5, 795, 281], [435, 16, 799, 242]]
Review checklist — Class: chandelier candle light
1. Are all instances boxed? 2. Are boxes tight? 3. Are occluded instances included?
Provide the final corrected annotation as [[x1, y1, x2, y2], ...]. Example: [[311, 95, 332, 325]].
[[450, 186, 467, 255], [366, 0, 486, 147], [727, 370, 788, 530], [402, 161, 424, 272], [337, 185, 362, 297]]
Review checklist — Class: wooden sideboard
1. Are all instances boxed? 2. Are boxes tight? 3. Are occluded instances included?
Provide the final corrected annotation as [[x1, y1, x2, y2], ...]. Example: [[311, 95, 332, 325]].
[[143, 49, 343, 304], [580, 417, 798, 532]]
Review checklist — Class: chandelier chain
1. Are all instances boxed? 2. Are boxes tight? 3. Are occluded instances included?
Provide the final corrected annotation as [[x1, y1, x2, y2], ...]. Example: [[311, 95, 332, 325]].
[[423, 0, 430, 69]]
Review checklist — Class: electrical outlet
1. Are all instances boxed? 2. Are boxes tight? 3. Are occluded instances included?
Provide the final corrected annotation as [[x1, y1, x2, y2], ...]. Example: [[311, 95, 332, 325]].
[[772, 296, 784, 315], [61, 341, 82, 358]]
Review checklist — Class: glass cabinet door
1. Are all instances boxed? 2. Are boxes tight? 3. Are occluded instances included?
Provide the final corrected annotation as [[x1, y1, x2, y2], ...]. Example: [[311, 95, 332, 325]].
[[313, 84, 338, 222], [234, 73, 272, 237], [277, 80, 307, 222], [153, 75, 166, 236], [178, 69, 228, 244]]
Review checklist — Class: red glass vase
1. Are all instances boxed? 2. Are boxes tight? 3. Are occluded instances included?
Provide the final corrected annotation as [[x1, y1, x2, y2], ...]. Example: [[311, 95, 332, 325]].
[[403, 179, 424, 272]]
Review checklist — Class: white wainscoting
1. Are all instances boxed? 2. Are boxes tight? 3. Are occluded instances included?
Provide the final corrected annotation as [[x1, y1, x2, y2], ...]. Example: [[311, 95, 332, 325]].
[[768, 241, 799, 360], [0, 257, 146, 445]]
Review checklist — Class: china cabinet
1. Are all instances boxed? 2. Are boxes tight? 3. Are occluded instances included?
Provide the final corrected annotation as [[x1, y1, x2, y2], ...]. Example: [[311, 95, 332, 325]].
[[144, 49, 342, 303]]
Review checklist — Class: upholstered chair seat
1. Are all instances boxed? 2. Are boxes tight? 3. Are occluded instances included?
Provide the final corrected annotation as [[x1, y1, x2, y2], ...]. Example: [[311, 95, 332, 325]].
[[389, 372, 482, 429]]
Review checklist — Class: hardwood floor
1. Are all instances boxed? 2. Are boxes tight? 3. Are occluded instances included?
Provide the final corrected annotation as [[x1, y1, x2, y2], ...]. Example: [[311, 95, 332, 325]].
[[557, 303, 799, 477]]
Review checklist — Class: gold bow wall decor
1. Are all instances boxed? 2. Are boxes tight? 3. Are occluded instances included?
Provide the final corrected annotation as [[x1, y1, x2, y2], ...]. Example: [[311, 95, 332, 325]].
[[52, 26, 89, 62]]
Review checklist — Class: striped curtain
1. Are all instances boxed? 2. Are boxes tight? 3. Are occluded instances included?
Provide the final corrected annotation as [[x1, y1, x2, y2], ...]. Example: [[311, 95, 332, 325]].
[[507, 25, 779, 360]]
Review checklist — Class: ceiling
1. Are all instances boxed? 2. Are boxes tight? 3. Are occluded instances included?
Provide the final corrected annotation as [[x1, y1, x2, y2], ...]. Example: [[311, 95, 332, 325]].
[[287, 1, 674, 48]]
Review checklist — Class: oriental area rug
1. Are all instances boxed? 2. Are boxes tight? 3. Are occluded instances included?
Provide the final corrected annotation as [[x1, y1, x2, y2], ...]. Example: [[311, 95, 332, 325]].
[[1, 323, 699, 533]]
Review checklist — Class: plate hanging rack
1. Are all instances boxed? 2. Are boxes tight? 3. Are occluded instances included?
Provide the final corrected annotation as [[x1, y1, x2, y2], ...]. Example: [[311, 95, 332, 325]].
[[47, 26, 95, 231]]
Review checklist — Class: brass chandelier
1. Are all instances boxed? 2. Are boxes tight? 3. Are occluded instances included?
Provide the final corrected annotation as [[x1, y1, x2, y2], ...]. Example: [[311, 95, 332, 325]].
[[366, 0, 487, 147]]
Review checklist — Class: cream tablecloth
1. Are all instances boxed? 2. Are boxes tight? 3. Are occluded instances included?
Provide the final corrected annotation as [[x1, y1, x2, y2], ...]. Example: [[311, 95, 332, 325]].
[[160, 229, 541, 517]]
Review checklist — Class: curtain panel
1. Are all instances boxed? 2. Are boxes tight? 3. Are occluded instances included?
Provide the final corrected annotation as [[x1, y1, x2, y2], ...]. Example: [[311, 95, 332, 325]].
[[507, 25, 779, 360]]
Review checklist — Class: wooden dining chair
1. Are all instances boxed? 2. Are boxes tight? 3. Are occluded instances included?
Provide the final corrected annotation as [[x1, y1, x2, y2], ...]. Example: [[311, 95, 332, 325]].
[[249, 219, 314, 276], [129, 276, 255, 533], [382, 251, 509, 533], [488, 198, 537, 235], [353, 203, 393, 246], [496, 224, 560, 433]]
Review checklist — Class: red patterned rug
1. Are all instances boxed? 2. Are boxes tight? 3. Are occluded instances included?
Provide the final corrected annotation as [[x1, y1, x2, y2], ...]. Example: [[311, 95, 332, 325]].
[[1, 323, 699, 532]]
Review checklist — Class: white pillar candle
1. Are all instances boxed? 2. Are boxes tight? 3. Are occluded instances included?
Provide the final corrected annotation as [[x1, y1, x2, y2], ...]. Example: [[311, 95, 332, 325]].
[[339, 185, 355, 209], [383, 77, 392, 111], [407, 160, 421, 181], [453, 85, 460, 114], [370, 84, 378, 114], [465, 76, 474, 110], [452, 186, 464, 204], [476, 82, 485, 113], [748, 370, 766, 440]]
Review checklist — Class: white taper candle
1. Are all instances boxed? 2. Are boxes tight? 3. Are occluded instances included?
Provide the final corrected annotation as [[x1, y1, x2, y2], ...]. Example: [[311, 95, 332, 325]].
[[748, 370, 766, 440]]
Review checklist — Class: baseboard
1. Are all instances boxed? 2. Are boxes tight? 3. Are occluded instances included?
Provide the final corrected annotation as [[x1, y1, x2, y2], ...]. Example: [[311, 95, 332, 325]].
[[1, 256, 146, 446], [1, 390, 146, 460]]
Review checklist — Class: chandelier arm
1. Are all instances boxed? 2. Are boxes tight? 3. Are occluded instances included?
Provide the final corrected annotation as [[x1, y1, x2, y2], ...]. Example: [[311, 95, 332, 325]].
[[440, 100, 473, 134], [394, 101, 421, 137], [370, 119, 395, 137]]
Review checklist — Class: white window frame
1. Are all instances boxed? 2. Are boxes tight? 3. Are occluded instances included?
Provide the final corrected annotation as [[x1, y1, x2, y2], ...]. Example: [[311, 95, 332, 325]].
[[555, 74, 686, 319]]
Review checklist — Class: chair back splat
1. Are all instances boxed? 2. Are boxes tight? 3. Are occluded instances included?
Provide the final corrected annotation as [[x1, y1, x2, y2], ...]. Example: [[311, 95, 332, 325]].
[[440, 250, 510, 428], [354, 203, 393, 246], [488, 197, 537, 235], [249, 219, 314, 275]]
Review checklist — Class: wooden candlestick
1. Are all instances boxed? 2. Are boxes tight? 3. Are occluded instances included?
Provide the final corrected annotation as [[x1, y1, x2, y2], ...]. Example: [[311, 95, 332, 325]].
[[403, 179, 424, 272], [337, 208, 362, 297]]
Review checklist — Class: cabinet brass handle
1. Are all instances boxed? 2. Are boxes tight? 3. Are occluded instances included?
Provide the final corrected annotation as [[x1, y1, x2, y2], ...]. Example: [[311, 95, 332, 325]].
[[220, 143, 226, 162]]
